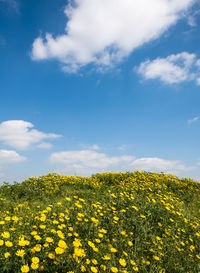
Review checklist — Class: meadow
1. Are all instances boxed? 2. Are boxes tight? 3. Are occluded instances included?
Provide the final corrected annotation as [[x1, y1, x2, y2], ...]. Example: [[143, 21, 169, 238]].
[[0, 171, 200, 273]]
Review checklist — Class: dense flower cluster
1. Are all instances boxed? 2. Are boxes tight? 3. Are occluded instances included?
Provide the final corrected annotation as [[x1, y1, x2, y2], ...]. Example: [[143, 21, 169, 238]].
[[0, 171, 199, 272]]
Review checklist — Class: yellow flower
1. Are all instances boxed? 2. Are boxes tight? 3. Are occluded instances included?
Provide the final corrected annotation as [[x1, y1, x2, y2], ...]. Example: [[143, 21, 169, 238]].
[[19, 239, 30, 246], [21, 265, 29, 273], [159, 269, 165, 273], [58, 240, 67, 249], [1, 232, 10, 238], [16, 249, 25, 257], [119, 258, 126, 267], [55, 247, 65, 254], [133, 266, 139, 271], [32, 257, 39, 264], [100, 265, 107, 271], [40, 214, 46, 221], [111, 267, 118, 272], [48, 253, 55, 259], [4, 252, 10, 258], [12, 216, 19, 222], [46, 237, 53, 243], [102, 254, 111, 260], [88, 241, 95, 248], [130, 260, 136, 266], [132, 206, 138, 211], [92, 259, 98, 265], [34, 235, 41, 241], [57, 230, 65, 239], [153, 256, 160, 261], [34, 244, 42, 252], [73, 247, 86, 258], [0, 239, 4, 246], [5, 241, 13, 247], [39, 265, 44, 271], [91, 266, 98, 273], [128, 241, 133, 246], [110, 247, 117, 253], [81, 265, 86, 272], [73, 238, 82, 247], [31, 263, 39, 270], [190, 245, 195, 252]]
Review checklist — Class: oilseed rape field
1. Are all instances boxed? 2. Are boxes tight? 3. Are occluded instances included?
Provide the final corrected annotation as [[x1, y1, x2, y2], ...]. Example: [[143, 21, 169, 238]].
[[0, 172, 200, 273]]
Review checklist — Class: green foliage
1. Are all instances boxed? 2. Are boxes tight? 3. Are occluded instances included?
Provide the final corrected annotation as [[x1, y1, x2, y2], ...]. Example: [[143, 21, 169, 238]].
[[0, 171, 199, 272]]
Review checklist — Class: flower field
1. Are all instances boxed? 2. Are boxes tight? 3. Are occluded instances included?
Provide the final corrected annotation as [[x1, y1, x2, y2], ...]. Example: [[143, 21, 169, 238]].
[[0, 171, 200, 272]]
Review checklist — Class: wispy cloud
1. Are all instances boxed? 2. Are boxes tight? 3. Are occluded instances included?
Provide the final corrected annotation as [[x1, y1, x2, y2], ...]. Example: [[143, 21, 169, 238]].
[[188, 116, 199, 124], [31, 0, 194, 73], [187, 8, 200, 27], [0, 0, 20, 13]]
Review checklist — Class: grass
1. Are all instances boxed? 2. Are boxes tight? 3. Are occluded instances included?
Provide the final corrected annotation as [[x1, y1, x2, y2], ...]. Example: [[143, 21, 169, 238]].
[[0, 171, 200, 272]]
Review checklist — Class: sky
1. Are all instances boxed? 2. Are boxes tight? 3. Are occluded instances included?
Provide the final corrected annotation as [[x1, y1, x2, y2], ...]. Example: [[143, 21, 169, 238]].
[[0, 0, 200, 183]]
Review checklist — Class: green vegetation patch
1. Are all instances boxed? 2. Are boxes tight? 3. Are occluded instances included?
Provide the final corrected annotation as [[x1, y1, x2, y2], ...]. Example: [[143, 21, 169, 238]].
[[0, 171, 200, 273]]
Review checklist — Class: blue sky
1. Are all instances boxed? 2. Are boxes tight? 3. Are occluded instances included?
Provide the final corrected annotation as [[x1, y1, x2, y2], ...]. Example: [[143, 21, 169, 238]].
[[0, 0, 200, 183]]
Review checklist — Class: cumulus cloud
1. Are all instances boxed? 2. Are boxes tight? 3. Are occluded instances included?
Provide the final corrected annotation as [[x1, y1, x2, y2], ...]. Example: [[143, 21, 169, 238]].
[[0, 120, 61, 150], [50, 150, 134, 171], [31, 0, 194, 72], [188, 116, 199, 124], [0, 149, 26, 164], [50, 149, 193, 175], [137, 52, 200, 84], [131, 157, 192, 172], [0, 149, 26, 182]]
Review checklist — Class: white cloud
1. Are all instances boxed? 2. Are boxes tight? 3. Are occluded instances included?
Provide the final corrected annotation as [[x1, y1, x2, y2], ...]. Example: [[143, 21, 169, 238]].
[[50, 149, 135, 174], [90, 144, 100, 150], [31, 0, 194, 72], [0, 149, 26, 164], [131, 157, 193, 173], [137, 52, 200, 84], [188, 116, 199, 124], [117, 145, 128, 151], [187, 9, 200, 27], [80, 144, 100, 150], [37, 142, 53, 149], [50, 149, 193, 175], [196, 78, 200, 85], [0, 149, 26, 182], [0, 120, 61, 150]]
